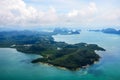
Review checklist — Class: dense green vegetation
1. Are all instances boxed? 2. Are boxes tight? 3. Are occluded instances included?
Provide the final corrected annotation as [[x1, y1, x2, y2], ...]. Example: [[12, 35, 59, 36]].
[[32, 43, 105, 70], [0, 30, 105, 70]]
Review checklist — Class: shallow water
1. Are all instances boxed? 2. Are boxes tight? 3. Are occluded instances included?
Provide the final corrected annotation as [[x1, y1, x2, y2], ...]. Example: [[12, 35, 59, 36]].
[[0, 31, 120, 80]]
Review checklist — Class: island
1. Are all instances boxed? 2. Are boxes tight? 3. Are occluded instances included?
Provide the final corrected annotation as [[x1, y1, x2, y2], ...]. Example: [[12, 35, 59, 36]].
[[89, 28, 120, 35], [101, 28, 120, 34], [53, 28, 80, 35], [0, 30, 105, 70]]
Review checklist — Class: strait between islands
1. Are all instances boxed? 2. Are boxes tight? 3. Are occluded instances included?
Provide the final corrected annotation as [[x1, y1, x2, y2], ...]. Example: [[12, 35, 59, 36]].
[[0, 30, 105, 70]]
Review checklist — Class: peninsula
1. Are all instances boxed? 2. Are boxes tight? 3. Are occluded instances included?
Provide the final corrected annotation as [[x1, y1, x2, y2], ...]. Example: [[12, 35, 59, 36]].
[[0, 30, 105, 70]]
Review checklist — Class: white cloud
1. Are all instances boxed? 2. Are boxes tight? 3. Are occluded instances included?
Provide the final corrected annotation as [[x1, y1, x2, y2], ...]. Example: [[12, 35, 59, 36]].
[[40, 7, 58, 24], [96, 9, 120, 26], [67, 2, 97, 24], [102, 9, 120, 21], [0, 0, 120, 28], [68, 10, 79, 17], [0, 0, 58, 27], [88, 2, 97, 13]]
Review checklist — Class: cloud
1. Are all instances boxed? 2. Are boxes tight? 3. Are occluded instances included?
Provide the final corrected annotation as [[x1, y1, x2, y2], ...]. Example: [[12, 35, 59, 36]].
[[0, 0, 58, 27], [0, 0, 120, 28], [68, 2, 97, 17], [97, 9, 120, 26], [67, 2, 97, 24]]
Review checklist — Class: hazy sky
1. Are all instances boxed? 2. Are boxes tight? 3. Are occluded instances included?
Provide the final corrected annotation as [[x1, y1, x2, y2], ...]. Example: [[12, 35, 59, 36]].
[[0, 0, 120, 29]]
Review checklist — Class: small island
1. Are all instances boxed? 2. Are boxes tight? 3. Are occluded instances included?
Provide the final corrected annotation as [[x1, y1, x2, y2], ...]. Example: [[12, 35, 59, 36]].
[[0, 30, 105, 70], [101, 28, 120, 34], [89, 28, 120, 35], [53, 28, 80, 35]]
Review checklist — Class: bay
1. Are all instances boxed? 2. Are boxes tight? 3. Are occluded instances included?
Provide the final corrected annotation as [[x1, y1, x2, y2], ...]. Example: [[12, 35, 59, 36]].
[[0, 31, 120, 80]]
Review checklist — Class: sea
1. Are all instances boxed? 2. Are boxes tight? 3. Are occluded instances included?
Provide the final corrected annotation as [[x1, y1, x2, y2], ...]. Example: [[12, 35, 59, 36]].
[[0, 31, 120, 80]]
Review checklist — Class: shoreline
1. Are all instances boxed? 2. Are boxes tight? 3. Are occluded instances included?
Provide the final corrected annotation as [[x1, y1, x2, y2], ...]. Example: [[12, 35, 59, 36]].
[[38, 60, 99, 71], [0, 47, 101, 71], [38, 62, 68, 70]]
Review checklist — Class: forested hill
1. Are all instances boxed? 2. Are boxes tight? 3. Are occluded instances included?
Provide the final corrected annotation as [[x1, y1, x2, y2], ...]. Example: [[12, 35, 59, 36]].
[[0, 30, 105, 70]]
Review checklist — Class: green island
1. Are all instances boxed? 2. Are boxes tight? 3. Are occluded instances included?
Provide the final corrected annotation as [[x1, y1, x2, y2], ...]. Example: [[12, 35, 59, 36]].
[[0, 30, 105, 70]]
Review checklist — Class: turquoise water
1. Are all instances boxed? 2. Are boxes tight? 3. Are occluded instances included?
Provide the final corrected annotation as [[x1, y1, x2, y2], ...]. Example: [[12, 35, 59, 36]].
[[0, 31, 120, 80]]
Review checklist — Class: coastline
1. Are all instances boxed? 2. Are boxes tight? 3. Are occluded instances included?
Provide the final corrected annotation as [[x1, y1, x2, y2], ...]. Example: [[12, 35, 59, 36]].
[[0, 47, 101, 71], [38, 62, 68, 70], [37, 60, 100, 71]]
